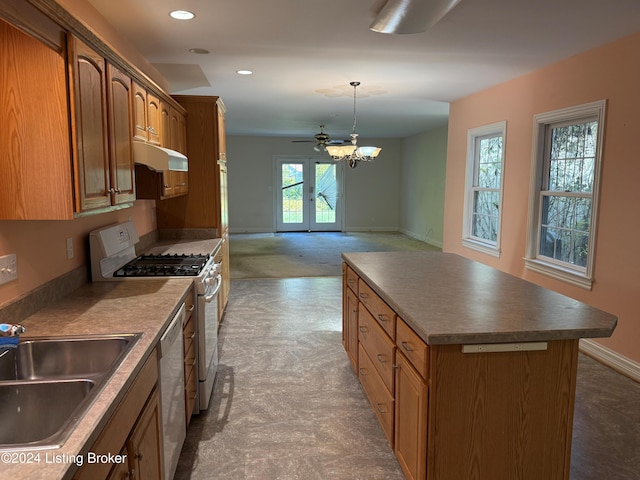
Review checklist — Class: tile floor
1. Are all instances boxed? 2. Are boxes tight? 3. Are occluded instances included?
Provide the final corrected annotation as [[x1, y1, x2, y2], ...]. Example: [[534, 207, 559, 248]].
[[176, 277, 640, 480]]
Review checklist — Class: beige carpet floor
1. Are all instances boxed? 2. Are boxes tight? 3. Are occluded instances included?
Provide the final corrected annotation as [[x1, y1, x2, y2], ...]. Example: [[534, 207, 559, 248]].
[[229, 232, 441, 279]]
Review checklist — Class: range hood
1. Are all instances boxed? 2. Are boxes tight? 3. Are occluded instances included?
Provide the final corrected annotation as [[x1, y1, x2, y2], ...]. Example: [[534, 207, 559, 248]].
[[133, 141, 188, 172]]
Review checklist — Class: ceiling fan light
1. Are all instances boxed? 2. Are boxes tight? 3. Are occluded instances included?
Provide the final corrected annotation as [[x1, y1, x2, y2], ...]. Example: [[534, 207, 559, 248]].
[[370, 0, 462, 34]]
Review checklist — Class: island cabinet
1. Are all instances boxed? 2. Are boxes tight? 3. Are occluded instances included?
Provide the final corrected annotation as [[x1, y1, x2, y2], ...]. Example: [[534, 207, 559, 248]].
[[342, 251, 617, 480], [395, 319, 429, 480], [342, 264, 359, 371]]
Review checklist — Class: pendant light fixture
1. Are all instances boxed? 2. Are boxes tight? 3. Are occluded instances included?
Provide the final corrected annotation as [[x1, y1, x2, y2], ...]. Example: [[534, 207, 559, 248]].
[[325, 82, 382, 168]]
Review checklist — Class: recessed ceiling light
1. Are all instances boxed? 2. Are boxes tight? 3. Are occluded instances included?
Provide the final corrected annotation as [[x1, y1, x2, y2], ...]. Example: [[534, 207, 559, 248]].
[[169, 10, 195, 20], [189, 48, 210, 54], [236, 70, 253, 75]]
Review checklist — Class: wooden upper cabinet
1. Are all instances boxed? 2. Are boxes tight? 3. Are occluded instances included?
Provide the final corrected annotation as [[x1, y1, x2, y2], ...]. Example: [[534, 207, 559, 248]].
[[106, 63, 136, 205], [132, 81, 160, 145], [217, 103, 227, 161], [0, 18, 73, 220], [146, 92, 161, 145], [132, 81, 148, 142], [68, 34, 112, 212], [68, 34, 136, 212]]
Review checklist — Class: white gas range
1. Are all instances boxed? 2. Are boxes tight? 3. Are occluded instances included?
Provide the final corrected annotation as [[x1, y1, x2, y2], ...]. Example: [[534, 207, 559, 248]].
[[88, 221, 222, 479]]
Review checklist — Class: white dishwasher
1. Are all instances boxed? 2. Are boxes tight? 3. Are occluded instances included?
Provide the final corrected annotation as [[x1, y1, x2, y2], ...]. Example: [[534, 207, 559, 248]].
[[159, 303, 186, 480]]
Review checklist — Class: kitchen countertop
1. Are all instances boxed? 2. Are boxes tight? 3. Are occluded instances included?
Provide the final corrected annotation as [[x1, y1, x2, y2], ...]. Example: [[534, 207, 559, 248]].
[[342, 251, 617, 345], [3, 238, 221, 480]]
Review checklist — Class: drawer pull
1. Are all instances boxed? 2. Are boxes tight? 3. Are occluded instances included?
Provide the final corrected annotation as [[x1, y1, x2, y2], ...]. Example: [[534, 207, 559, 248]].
[[376, 403, 389, 414], [186, 304, 195, 312], [359, 293, 369, 299], [359, 326, 368, 333], [359, 368, 368, 376], [401, 341, 413, 352], [377, 314, 388, 322], [376, 354, 386, 364]]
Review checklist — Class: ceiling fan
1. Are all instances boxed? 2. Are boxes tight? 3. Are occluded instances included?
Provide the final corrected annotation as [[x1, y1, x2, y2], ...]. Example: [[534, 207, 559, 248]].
[[292, 125, 348, 152]]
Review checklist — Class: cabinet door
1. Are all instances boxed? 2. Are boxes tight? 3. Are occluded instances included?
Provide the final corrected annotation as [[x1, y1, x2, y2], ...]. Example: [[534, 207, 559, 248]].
[[217, 103, 226, 160], [170, 108, 188, 195], [106, 448, 131, 480], [0, 19, 73, 220], [146, 92, 161, 145], [345, 287, 359, 372], [68, 35, 111, 212], [106, 63, 135, 205], [395, 352, 428, 480], [132, 81, 148, 142], [128, 388, 163, 480], [160, 101, 171, 147]]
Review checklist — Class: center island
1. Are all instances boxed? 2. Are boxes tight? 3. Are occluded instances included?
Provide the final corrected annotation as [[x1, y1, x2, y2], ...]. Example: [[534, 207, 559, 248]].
[[341, 251, 616, 480]]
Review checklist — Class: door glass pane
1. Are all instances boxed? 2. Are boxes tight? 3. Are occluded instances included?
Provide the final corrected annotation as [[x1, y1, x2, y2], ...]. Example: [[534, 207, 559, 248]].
[[281, 163, 303, 224], [315, 163, 337, 224]]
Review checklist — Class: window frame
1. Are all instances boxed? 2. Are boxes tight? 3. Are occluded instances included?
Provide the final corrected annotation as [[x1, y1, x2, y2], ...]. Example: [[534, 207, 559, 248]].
[[525, 100, 606, 289], [462, 121, 507, 257]]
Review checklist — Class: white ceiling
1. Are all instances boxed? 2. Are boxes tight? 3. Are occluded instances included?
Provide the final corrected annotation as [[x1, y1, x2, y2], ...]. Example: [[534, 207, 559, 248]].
[[89, 0, 640, 140]]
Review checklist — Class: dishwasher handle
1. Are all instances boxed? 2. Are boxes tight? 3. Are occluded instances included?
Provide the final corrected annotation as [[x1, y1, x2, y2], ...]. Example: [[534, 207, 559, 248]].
[[159, 303, 185, 357]]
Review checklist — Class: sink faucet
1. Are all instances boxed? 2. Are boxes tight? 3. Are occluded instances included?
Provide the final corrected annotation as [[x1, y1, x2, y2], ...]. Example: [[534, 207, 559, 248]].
[[0, 323, 25, 350]]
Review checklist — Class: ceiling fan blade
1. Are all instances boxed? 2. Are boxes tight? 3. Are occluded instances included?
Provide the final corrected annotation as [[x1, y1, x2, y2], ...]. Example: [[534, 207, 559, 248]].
[[370, 0, 462, 34], [292, 140, 315, 143]]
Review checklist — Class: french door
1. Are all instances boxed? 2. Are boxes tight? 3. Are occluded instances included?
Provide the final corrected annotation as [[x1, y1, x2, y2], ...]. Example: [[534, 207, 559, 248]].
[[275, 157, 343, 231]]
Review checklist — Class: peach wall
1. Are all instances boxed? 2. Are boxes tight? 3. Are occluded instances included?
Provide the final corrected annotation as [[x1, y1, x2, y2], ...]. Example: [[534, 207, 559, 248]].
[[0, 201, 156, 308], [444, 32, 640, 364]]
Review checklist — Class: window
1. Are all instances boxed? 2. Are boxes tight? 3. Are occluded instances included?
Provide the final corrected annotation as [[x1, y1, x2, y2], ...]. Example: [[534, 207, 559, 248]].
[[463, 121, 506, 256], [525, 100, 606, 289]]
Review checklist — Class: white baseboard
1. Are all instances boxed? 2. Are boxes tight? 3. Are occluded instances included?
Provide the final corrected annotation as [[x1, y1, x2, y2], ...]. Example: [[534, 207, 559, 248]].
[[399, 228, 443, 249], [579, 339, 640, 383]]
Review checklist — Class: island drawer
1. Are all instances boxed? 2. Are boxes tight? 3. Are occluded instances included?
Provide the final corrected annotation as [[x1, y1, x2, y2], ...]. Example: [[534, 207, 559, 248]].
[[359, 303, 396, 393], [345, 265, 359, 295], [358, 344, 395, 446], [396, 318, 429, 379], [358, 279, 396, 340]]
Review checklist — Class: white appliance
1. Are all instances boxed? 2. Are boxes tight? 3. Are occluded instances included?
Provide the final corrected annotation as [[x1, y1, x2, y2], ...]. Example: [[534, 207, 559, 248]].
[[88, 222, 224, 467], [159, 304, 186, 480], [196, 266, 221, 412]]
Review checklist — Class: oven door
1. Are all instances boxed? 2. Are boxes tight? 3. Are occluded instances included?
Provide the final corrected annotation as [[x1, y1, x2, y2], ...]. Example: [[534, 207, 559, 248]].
[[197, 270, 222, 411]]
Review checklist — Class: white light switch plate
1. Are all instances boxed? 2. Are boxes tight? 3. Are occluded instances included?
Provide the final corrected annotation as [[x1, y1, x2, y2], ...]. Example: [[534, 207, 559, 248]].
[[0, 254, 18, 285]]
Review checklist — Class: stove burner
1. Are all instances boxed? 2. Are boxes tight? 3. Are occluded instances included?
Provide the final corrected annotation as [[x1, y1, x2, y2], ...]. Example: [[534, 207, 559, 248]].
[[114, 253, 210, 277]]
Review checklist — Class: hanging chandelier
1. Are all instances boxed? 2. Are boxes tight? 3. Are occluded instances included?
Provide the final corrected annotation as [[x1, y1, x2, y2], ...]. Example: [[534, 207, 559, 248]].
[[326, 82, 382, 168]]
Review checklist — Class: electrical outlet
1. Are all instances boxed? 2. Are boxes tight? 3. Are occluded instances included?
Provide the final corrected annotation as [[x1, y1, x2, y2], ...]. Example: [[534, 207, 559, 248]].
[[0, 254, 18, 285], [66, 237, 74, 259]]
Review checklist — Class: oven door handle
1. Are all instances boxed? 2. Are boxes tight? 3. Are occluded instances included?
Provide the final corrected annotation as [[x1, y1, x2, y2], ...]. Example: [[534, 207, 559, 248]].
[[204, 274, 222, 303]]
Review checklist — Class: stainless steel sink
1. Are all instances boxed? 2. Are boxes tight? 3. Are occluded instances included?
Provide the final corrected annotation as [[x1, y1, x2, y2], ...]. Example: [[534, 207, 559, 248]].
[[0, 379, 95, 446], [0, 334, 141, 450], [0, 335, 137, 380]]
